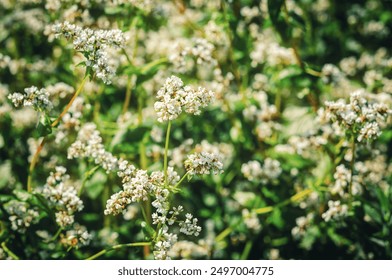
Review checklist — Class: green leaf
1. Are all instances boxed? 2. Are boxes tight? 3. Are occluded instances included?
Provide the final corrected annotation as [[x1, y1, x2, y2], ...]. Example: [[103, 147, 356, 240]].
[[364, 204, 382, 224], [36, 114, 52, 137]]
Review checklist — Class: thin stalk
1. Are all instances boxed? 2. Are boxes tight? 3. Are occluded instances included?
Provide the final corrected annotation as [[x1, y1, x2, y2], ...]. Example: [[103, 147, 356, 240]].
[[163, 121, 172, 186], [241, 240, 253, 260], [255, 188, 313, 214], [26, 76, 88, 192], [78, 166, 100, 196], [27, 137, 47, 192], [50, 227, 63, 242], [348, 137, 356, 208], [86, 242, 151, 260], [1, 242, 20, 260], [173, 171, 190, 190], [122, 76, 133, 114], [216, 188, 314, 244], [215, 226, 233, 243], [51, 76, 88, 128]]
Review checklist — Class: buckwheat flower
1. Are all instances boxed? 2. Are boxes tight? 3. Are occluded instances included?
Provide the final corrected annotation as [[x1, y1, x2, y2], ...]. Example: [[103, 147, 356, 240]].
[[324, 90, 391, 142], [168, 240, 209, 259], [154, 75, 184, 122], [55, 211, 75, 228], [242, 209, 262, 233], [97, 228, 119, 247], [123, 204, 139, 220], [122, 169, 150, 202], [322, 200, 348, 222], [53, 21, 125, 84], [291, 213, 314, 239], [41, 166, 84, 227], [241, 160, 262, 181], [60, 224, 91, 248], [104, 191, 132, 215], [154, 232, 178, 260], [190, 38, 216, 66], [321, 64, 345, 84], [4, 200, 39, 233], [68, 123, 119, 172], [8, 86, 52, 112], [179, 213, 202, 236], [181, 86, 215, 115], [184, 152, 224, 176], [154, 76, 215, 122], [242, 158, 282, 184]]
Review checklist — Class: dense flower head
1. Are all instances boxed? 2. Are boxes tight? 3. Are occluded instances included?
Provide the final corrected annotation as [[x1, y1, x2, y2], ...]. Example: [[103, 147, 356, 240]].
[[184, 152, 224, 176], [41, 166, 84, 227], [8, 86, 52, 112], [321, 200, 348, 222], [52, 21, 125, 84], [68, 123, 119, 172], [154, 76, 214, 122], [241, 158, 282, 184], [322, 90, 391, 142], [4, 200, 39, 233]]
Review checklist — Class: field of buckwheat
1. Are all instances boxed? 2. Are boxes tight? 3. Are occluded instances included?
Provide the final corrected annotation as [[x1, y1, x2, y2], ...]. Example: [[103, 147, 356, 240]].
[[0, 0, 392, 260]]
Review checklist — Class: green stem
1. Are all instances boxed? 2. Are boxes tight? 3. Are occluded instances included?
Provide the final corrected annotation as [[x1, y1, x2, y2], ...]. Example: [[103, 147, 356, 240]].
[[241, 240, 253, 260], [86, 242, 151, 260], [1, 242, 20, 260], [122, 76, 133, 115], [215, 188, 314, 244], [50, 227, 63, 242], [26, 76, 88, 193], [348, 137, 356, 208], [163, 121, 172, 186], [27, 137, 47, 193], [52, 76, 88, 127], [255, 188, 313, 214], [78, 166, 100, 196], [173, 171, 190, 190], [215, 226, 234, 243]]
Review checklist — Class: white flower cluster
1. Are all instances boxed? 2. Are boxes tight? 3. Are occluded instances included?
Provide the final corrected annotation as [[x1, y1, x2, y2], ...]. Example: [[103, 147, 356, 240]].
[[53, 21, 125, 84], [152, 206, 202, 260], [242, 90, 280, 141], [250, 29, 296, 67], [104, 161, 180, 216], [41, 166, 84, 227], [8, 86, 53, 112], [4, 200, 39, 233], [321, 200, 348, 222], [68, 123, 118, 172], [168, 240, 209, 259], [323, 90, 391, 142], [184, 152, 224, 176], [154, 76, 215, 122], [321, 64, 345, 85], [169, 139, 232, 169], [291, 213, 314, 240], [60, 223, 92, 248], [169, 38, 216, 73], [179, 213, 202, 236], [241, 158, 282, 184], [242, 209, 262, 233], [330, 164, 362, 197], [154, 232, 178, 260]]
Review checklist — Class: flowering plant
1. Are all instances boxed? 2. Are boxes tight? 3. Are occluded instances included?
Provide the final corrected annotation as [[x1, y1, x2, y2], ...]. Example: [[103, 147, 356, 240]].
[[0, 0, 391, 260]]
